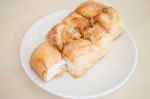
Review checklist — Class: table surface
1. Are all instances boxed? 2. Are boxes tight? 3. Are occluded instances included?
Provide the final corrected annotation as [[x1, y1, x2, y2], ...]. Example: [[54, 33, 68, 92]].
[[0, 0, 150, 99]]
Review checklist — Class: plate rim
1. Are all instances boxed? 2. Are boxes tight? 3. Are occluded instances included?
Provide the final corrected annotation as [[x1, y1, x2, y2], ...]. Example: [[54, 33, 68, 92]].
[[20, 10, 138, 99]]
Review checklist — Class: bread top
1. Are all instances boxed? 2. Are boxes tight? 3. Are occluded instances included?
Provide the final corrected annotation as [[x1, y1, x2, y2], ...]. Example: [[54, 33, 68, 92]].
[[95, 7, 124, 32], [63, 12, 90, 32], [76, 0, 107, 18], [82, 23, 106, 43], [47, 1, 124, 51], [63, 39, 91, 62]]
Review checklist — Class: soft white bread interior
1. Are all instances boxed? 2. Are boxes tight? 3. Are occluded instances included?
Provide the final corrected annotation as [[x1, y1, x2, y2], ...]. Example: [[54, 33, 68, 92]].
[[30, 42, 66, 81]]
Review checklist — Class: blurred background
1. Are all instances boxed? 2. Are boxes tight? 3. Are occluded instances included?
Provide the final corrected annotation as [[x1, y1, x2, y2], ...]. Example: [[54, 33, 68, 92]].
[[0, 0, 150, 99]]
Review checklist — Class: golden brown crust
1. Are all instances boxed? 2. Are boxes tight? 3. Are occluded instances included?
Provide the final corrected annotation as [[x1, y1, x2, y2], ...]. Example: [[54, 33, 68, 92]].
[[47, 23, 81, 51], [63, 37, 112, 77], [63, 39, 91, 62], [76, 0, 107, 18], [63, 12, 90, 32], [30, 42, 62, 81], [31, 1, 125, 80], [82, 24, 107, 43], [95, 7, 118, 30], [63, 39, 93, 77], [47, 24, 63, 50], [95, 7, 124, 40], [47, 1, 124, 51]]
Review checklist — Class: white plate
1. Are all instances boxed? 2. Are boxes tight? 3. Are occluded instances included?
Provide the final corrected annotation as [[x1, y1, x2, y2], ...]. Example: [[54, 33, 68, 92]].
[[20, 10, 138, 99]]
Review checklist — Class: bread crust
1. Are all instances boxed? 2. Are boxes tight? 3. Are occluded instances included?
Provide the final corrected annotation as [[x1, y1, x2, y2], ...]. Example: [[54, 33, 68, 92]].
[[30, 42, 62, 81], [30, 1, 125, 80]]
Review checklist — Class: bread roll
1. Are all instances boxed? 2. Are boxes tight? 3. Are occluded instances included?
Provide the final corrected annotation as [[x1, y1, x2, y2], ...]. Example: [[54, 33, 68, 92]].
[[63, 37, 112, 77], [95, 7, 124, 40], [30, 42, 65, 81], [47, 23, 81, 51], [76, 0, 107, 18], [63, 12, 90, 32]]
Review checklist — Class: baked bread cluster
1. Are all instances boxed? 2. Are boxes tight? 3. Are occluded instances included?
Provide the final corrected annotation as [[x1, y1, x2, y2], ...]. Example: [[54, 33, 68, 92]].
[[30, 1, 124, 81]]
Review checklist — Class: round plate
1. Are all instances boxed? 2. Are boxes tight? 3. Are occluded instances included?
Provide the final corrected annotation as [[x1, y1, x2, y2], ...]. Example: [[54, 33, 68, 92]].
[[20, 10, 138, 99]]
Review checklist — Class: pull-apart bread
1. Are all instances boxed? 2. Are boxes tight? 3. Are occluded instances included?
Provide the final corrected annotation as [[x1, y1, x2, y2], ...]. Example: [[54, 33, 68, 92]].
[[30, 0, 124, 81]]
